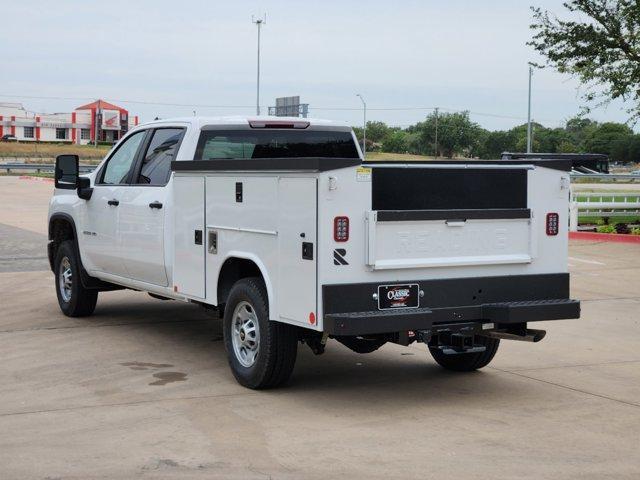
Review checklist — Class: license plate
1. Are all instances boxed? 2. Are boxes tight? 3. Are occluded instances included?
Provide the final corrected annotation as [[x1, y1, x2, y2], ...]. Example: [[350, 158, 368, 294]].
[[378, 284, 420, 310]]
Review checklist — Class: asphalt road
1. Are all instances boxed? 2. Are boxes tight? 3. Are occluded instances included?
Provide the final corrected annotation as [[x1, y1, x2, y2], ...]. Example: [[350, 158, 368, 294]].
[[1, 177, 639, 480]]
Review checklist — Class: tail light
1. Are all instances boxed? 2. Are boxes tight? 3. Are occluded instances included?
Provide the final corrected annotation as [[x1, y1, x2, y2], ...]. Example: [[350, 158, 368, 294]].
[[546, 212, 559, 236], [334, 216, 349, 242]]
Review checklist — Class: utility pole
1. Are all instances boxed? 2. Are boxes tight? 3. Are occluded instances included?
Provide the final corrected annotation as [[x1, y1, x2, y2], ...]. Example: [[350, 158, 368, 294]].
[[252, 14, 266, 116], [94, 102, 100, 148], [527, 63, 533, 153], [356, 94, 367, 159], [434, 107, 439, 157]]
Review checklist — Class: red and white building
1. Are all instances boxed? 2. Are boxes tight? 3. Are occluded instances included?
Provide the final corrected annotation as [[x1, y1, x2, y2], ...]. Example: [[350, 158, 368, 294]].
[[0, 99, 139, 145]]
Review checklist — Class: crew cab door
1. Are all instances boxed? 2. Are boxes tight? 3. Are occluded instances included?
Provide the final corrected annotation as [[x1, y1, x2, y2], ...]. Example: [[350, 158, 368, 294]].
[[117, 127, 185, 286], [81, 130, 147, 276]]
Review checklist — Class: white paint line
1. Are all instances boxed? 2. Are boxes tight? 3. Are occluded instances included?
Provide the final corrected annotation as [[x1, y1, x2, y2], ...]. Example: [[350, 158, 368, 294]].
[[568, 256, 606, 266]]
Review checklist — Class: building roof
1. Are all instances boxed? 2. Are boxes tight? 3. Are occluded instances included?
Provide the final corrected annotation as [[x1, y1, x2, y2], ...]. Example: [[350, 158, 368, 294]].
[[75, 99, 127, 112]]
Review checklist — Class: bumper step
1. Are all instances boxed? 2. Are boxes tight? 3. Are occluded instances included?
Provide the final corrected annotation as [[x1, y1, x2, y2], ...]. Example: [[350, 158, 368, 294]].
[[481, 298, 580, 323], [323, 299, 579, 336], [325, 308, 433, 336]]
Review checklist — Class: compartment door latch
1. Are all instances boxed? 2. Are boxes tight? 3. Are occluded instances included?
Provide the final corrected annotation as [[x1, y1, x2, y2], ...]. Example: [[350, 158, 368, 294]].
[[302, 242, 314, 260]]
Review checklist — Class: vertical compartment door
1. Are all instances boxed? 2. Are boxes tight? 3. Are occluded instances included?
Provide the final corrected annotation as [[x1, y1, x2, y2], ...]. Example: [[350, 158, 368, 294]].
[[173, 176, 205, 299], [278, 177, 317, 324]]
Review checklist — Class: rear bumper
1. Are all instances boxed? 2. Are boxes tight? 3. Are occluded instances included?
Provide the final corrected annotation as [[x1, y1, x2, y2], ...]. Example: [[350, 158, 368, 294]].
[[322, 273, 580, 336]]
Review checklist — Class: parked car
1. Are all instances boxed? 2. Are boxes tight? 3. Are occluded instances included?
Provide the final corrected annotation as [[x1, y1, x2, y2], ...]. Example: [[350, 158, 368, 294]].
[[48, 117, 580, 389], [1, 134, 17, 142]]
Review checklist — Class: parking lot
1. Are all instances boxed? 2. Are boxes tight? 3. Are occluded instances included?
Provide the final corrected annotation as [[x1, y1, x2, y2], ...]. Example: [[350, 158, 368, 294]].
[[1, 176, 639, 479]]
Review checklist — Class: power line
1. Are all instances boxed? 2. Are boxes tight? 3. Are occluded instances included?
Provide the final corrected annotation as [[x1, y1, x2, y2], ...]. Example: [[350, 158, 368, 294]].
[[0, 94, 255, 109], [0, 94, 554, 123]]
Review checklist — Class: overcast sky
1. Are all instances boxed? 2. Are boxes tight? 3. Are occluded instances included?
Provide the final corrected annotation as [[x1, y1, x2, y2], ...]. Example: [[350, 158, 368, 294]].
[[0, 0, 635, 130]]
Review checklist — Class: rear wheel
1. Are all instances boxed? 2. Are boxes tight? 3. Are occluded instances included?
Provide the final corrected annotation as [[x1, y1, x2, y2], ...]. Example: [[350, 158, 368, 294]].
[[54, 240, 98, 317], [429, 335, 500, 372], [223, 277, 298, 389]]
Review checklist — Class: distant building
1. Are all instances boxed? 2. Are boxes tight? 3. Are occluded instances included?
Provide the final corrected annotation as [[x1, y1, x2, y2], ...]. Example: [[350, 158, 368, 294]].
[[0, 99, 139, 145]]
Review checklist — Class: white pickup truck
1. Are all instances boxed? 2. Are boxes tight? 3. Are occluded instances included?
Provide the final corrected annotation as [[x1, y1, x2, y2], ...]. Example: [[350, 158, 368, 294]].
[[49, 117, 579, 389]]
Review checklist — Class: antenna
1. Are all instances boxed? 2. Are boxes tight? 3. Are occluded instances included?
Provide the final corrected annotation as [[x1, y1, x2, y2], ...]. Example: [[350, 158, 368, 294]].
[[252, 14, 267, 116]]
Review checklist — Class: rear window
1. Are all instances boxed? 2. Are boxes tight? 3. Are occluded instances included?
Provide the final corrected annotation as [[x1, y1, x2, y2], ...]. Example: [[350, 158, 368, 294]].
[[195, 130, 359, 159]]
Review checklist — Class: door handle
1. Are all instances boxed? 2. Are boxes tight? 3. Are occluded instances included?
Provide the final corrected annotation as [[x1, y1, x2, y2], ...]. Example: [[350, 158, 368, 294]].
[[107, 199, 119, 206], [149, 201, 163, 209]]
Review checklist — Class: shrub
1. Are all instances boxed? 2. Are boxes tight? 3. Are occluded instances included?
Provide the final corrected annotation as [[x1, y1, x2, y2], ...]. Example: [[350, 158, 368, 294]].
[[631, 227, 640, 235], [615, 223, 630, 234], [596, 224, 617, 234]]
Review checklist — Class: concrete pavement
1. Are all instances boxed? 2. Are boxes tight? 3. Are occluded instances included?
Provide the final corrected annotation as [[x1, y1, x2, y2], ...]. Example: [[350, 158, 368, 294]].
[[0, 177, 639, 479]]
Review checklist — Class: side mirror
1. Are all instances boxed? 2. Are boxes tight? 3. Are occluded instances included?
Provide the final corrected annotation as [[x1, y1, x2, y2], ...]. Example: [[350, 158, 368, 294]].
[[77, 177, 93, 200], [55, 154, 79, 189]]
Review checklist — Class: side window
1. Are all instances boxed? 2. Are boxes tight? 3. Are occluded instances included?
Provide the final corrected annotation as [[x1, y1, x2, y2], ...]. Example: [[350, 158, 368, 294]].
[[135, 128, 185, 185], [99, 131, 146, 185]]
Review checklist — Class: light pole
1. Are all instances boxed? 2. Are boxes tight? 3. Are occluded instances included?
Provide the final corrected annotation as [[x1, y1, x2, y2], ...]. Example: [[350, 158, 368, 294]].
[[252, 15, 266, 116], [527, 63, 533, 153], [356, 94, 366, 158], [434, 107, 439, 157]]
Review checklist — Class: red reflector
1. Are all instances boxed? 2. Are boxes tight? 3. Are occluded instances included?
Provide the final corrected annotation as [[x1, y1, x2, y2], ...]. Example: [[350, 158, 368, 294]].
[[309, 312, 316, 325], [546, 212, 559, 236], [334, 216, 349, 242]]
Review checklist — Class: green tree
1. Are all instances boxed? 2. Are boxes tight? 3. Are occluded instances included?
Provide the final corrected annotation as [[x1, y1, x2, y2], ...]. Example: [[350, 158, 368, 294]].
[[627, 135, 640, 162], [565, 117, 599, 147], [382, 130, 408, 153], [404, 132, 423, 155], [530, 0, 640, 121], [413, 111, 482, 158], [476, 130, 518, 159], [610, 137, 631, 162], [583, 122, 633, 154], [557, 140, 578, 153], [364, 121, 390, 144]]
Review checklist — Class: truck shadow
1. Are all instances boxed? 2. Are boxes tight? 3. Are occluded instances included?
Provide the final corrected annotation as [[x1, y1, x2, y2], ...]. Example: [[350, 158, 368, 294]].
[[90, 295, 531, 408]]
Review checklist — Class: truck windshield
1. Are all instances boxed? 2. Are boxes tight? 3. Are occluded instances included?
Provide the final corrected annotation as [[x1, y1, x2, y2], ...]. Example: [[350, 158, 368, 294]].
[[195, 130, 359, 159]]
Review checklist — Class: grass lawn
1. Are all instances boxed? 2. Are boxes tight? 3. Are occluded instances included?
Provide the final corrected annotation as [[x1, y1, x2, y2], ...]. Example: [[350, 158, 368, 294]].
[[579, 216, 640, 224], [0, 172, 54, 178], [0, 142, 110, 161]]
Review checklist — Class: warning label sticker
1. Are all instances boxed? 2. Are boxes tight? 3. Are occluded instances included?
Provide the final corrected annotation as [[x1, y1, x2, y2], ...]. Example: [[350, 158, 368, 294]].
[[356, 166, 372, 182]]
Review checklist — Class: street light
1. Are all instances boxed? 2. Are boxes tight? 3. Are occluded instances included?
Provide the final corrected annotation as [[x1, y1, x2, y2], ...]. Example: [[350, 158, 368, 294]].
[[527, 63, 534, 153], [252, 14, 266, 116], [356, 94, 366, 159]]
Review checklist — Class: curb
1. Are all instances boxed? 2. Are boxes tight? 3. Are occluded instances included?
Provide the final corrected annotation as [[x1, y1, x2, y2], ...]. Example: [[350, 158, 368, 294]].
[[19, 175, 55, 183], [569, 231, 640, 244]]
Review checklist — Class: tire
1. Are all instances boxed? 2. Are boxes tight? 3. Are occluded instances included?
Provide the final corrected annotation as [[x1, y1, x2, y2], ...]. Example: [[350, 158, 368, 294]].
[[429, 335, 500, 372], [223, 277, 298, 389], [54, 240, 98, 317]]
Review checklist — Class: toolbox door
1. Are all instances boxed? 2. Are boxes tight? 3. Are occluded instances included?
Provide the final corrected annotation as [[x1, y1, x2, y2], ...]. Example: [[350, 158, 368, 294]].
[[277, 177, 317, 325], [173, 175, 205, 299]]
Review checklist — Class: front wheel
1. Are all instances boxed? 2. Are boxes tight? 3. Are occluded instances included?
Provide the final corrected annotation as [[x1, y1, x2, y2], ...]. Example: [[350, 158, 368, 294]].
[[223, 277, 298, 389], [429, 335, 500, 372], [54, 240, 98, 317]]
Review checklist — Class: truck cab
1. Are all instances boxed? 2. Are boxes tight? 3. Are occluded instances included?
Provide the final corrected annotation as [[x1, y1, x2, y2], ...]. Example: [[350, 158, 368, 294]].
[[48, 117, 579, 389]]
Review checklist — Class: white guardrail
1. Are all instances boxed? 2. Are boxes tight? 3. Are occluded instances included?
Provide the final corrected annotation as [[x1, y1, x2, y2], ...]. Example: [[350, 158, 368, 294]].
[[569, 191, 640, 231], [570, 173, 640, 182], [0, 163, 96, 174]]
